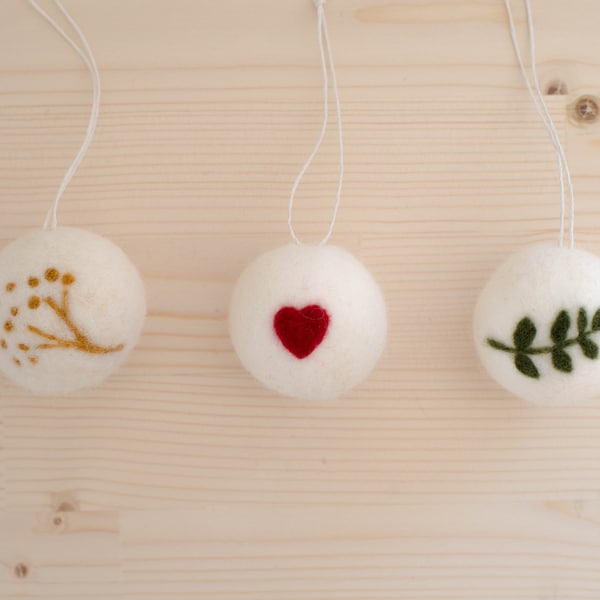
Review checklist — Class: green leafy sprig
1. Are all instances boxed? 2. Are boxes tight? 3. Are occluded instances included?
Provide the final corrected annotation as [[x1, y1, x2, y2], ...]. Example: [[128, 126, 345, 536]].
[[487, 308, 600, 379]]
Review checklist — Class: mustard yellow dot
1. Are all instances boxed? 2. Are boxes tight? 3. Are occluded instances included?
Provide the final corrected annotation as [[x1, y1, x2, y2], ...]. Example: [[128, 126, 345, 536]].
[[4, 321, 13, 332], [18, 343, 29, 352], [13, 357, 21, 366], [10, 307, 18, 316], [28, 356, 38, 365], [6, 283, 15, 292], [45, 268, 59, 282], [28, 296, 41, 310], [28, 277, 39, 288], [1, 339, 7, 349], [62, 273, 75, 286]]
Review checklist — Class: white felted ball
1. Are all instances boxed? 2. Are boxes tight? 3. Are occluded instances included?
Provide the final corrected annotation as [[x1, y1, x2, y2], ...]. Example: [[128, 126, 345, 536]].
[[0, 227, 146, 395], [474, 244, 600, 406], [229, 243, 387, 400]]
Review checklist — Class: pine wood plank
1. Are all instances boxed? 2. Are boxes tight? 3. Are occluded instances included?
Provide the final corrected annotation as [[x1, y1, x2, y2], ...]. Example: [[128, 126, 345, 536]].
[[119, 503, 600, 599], [0, 0, 600, 598], [0, 510, 121, 598]]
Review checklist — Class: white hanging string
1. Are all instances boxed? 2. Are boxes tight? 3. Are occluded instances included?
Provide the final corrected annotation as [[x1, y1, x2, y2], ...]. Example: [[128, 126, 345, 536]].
[[29, 0, 101, 231], [504, 0, 575, 248], [288, 0, 344, 245]]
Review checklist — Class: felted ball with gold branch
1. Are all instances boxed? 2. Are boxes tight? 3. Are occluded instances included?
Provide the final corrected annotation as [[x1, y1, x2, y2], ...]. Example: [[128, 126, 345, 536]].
[[0, 228, 145, 395], [0, 1, 146, 395]]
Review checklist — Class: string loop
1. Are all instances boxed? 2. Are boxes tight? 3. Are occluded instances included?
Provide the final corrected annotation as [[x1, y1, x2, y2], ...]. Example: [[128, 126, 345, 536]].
[[288, 0, 344, 246], [29, 0, 101, 231], [504, 0, 575, 248]]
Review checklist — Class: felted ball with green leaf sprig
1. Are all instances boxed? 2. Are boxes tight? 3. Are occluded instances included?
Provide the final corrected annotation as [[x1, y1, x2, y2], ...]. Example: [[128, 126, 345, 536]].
[[474, 244, 600, 405]]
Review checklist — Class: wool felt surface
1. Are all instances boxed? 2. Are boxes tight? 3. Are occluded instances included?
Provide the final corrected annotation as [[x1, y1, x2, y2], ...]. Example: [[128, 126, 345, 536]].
[[474, 243, 600, 406], [0, 227, 146, 394], [229, 243, 387, 400]]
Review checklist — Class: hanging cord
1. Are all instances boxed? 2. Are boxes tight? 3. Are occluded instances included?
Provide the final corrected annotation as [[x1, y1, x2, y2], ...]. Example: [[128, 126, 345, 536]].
[[504, 0, 575, 248], [29, 0, 101, 231], [288, 0, 344, 245]]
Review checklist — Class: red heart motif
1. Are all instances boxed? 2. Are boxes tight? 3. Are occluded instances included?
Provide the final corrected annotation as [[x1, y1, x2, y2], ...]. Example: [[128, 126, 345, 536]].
[[273, 304, 330, 359]]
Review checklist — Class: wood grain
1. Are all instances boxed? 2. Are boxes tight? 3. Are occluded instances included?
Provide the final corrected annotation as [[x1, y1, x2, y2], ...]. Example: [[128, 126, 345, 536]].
[[119, 503, 600, 599], [0, 510, 121, 598], [1, 0, 600, 598]]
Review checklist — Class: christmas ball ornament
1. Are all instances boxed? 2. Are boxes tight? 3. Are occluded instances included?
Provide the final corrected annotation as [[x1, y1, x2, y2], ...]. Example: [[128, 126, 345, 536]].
[[474, 244, 600, 406], [229, 243, 387, 400], [230, 1, 387, 399], [0, 227, 146, 395]]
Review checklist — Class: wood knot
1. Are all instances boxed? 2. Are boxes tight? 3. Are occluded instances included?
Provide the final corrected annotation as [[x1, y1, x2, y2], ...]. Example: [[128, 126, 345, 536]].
[[52, 491, 80, 514], [53, 514, 64, 527], [13, 562, 29, 579], [572, 95, 599, 123], [545, 79, 568, 95]]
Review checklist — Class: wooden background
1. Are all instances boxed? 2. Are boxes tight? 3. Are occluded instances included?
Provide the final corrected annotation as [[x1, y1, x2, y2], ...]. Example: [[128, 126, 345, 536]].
[[1, 0, 600, 597]]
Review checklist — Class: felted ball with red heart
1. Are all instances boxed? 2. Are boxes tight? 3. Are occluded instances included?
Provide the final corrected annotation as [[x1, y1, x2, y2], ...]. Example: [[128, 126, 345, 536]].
[[0, 227, 146, 395], [474, 243, 600, 406], [229, 243, 387, 400]]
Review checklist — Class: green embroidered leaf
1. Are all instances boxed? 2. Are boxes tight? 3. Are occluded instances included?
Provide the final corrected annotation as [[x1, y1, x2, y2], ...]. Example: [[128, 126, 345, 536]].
[[489, 308, 600, 378], [577, 308, 588, 334], [515, 353, 539, 379], [551, 310, 570, 344], [552, 348, 573, 373], [579, 337, 599, 359], [487, 338, 512, 352], [513, 317, 536, 350]]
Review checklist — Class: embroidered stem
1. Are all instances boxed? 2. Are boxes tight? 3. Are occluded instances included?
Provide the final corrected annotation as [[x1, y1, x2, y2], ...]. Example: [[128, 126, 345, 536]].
[[488, 332, 597, 355], [28, 287, 124, 355], [486, 308, 600, 378]]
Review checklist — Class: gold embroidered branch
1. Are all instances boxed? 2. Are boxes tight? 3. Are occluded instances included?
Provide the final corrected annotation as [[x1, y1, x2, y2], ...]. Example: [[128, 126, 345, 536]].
[[1, 268, 124, 367]]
